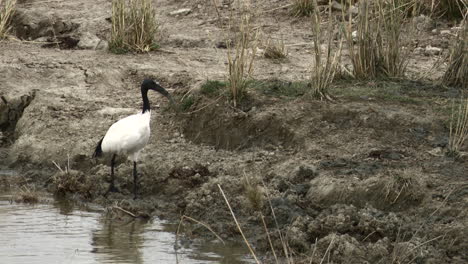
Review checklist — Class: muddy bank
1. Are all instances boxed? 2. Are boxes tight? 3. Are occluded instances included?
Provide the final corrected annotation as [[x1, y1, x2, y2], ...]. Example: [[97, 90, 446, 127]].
[[1, 0, 467, 263]]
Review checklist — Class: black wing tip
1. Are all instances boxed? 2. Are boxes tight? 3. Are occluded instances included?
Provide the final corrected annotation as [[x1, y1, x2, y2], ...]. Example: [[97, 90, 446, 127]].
[[92, 137, 104, 158]]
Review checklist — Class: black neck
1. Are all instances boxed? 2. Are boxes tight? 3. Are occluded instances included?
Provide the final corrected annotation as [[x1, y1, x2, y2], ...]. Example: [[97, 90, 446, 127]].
[[142, 88, 150, 113]]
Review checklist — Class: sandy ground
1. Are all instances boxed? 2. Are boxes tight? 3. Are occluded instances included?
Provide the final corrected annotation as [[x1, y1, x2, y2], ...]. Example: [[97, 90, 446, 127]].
[[1, 0, 467, 263]]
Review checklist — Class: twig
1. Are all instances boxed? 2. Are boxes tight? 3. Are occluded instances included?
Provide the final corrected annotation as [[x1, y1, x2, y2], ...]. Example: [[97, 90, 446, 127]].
[[52, 161, 64, 173], [362, 231, 376, 242], [261, 214, 279, 264], [217, 184, 260, 264], [175, 215, 225, 245], [262, 180, 291, 262], [319, 234, 335, 264], [113, 206, 137, 218], [263, 4, 293, 13]]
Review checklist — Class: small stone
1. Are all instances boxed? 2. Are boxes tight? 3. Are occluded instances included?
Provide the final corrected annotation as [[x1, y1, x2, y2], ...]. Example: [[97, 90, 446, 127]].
[[428, 147, 443, 157], [78, 32, 101, 50], [331, 1, 344, 11], [414, 47, 424, 55], [413, 15, 435, 31], [351, 30, 358, 42], [440, 30, 451, 35], [348, 5, 359, 16], [96, 40, 108, 50], [169, 8, 191, 16], [424, 45, 442, 56]]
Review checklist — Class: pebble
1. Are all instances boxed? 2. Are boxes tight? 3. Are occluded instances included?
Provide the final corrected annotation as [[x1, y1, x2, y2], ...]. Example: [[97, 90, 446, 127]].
[[169, 8, 191, 16], [424, 45, 442, 56]]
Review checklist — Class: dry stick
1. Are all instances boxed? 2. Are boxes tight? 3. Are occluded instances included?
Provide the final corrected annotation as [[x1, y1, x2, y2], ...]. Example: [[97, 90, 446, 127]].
[[319, 234, 335, 264], [263, 3, 293, 13], [362, 231, 376, 242], [52, 161, 64, 173], [262, 181, 290, 263], [308, 237, 319, 264], [113, 206, 137, 218], [217, 184, 260, 264], [260, 214, 279, 264], [400, 235, 443, 264], [175, 215, 225, 245]]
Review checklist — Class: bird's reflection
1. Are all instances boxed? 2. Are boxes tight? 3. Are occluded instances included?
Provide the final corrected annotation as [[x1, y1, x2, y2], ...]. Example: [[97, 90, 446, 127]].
[[91, 217, 148, 264]]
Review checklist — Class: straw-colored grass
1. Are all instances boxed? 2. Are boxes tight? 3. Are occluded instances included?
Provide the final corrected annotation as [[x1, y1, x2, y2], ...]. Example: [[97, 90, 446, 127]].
[[226, 1, 258, 107], [433, 0, 467, 20], [311, 0, 343, 100], [448, 98, 468, 156], [109, 0, 159, 54], [0, 0, 16, 39], [292, 0, 315, 17], [442, 19, 467, 89], [264, 36, 288, 60], [343, 0, 410, 79]]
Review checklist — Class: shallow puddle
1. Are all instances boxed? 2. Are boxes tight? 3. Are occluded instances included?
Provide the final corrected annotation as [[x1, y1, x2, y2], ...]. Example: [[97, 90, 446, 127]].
[[0, 194, 253, 264]]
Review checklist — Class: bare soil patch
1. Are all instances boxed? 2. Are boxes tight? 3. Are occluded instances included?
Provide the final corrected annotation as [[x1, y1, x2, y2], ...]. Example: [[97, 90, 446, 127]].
[[1, 0, 467, 263]]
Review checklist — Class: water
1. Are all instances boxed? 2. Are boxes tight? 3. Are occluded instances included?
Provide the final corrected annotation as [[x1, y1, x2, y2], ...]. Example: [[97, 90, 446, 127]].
[[0, 195, 253, 264]]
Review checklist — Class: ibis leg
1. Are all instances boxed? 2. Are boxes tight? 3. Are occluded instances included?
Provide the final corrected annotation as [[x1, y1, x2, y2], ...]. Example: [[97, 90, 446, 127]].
[[105, 154, 119, 196], [133, 161, 138, 199]]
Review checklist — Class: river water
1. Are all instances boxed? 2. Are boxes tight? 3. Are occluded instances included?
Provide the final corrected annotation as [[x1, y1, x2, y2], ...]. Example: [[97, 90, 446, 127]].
[[0, 194, 253, 264]]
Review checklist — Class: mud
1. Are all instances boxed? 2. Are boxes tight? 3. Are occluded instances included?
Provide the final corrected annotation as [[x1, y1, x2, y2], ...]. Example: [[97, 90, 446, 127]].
[[1, 0, 467, 263]]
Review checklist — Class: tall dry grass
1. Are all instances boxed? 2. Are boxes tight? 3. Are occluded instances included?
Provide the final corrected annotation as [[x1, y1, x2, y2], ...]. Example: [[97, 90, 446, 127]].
[[0, 0, 16, 39], [448, 98, 468, 156], [109, 0, 159, 53], [311, 0, 343, 100], [292, 0, 315, 17], [343, 0, 410, 79], [442, 18, 467, 89], [433, 0, 467, 20], [226, 1, 258, 107]]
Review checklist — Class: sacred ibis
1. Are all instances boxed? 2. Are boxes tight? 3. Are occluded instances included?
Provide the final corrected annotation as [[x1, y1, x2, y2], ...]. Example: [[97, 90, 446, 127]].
[[93, 79, 173, 199]]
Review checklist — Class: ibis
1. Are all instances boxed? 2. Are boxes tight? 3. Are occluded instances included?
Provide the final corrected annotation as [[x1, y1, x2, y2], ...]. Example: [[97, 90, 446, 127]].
[[93, 79, 173, 199]]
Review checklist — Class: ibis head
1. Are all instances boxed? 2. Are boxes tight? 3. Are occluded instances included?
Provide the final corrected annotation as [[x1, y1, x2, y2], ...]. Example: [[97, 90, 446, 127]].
[[141, 79, 174, 105]]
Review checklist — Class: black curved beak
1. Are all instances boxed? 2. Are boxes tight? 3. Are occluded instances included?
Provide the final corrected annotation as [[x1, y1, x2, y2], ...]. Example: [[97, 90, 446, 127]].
[[152, 84, 177, 109]]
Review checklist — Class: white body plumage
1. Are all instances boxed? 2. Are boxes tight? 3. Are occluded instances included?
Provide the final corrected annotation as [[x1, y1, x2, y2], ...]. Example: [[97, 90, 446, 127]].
[[93, 79, 172, 198], [101, 111, 151, 162]]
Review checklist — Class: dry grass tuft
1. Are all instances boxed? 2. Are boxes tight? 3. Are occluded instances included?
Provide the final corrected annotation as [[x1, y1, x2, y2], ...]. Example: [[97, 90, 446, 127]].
[[242, 174, 264, 211], [433, 0, 467, 20], [226, 1, 258, 107], [51, 160, 101, 198], [448, 98, 468, 156], [14, 186, 39, 204], [0, 0, 16, 39], [311, 0, 343, 100], [292, 0, 315, 17], [344, 0, 410, 79], [264, 36, 288, 60], [442, 19, 467, 89], [109, 0, 159, 54]]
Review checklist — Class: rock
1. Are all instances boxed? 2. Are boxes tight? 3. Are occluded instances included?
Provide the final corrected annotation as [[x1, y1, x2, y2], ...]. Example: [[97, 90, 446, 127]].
[[12, 8, 78, 40], [428, 147, 444, 157], [413, 15, 435, 32], [424, 45, 442, 56], [77, 32, 101, 50], [440, 29, 451, 36], [352, 30, 358, 42], [331, 1, 344, 11], [291, 164, 318, 183], [169, 8, 191, 16], [96, 40, 108, 50], [348, 5, 359, 16], [414, 47, 424, 55]]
